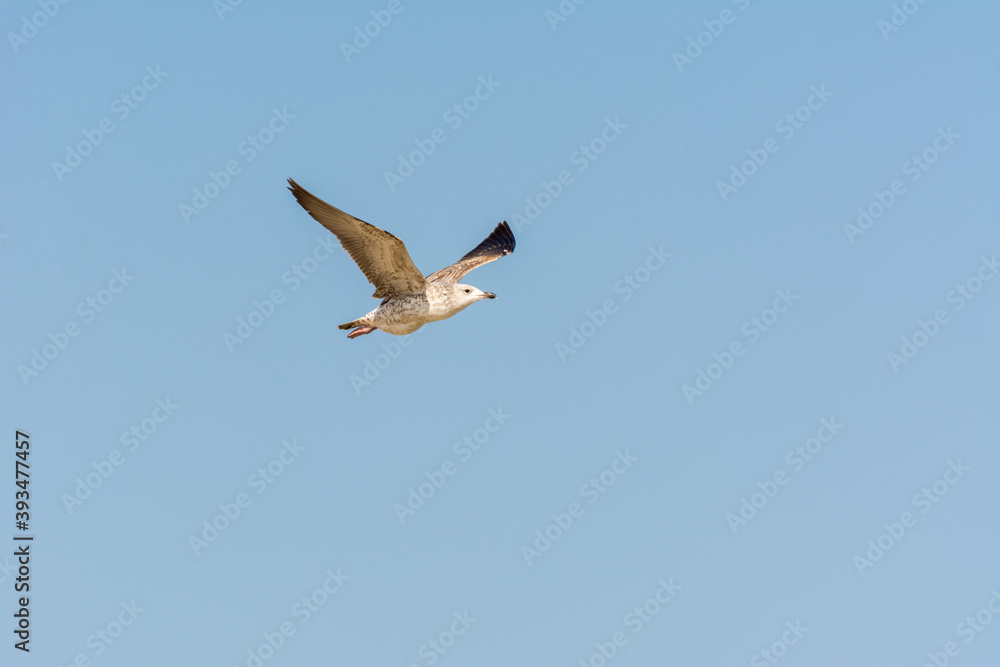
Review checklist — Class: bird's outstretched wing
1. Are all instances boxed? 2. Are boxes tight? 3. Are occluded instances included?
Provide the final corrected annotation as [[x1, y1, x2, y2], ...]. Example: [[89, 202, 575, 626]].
[[426, 221, 515, 283], [287, 179, 427, 298]]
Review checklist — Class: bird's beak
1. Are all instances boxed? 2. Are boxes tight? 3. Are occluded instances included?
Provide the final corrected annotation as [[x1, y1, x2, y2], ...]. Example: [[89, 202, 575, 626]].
[[483, 292, 497, 299]]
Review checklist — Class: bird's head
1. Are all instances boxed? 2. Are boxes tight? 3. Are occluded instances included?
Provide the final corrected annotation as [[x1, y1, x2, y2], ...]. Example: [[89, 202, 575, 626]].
[[453, 283, 497, 308]]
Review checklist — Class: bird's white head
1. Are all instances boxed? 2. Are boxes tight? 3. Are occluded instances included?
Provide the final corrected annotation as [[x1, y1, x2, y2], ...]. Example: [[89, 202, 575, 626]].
[[453, 283, 497, 309]]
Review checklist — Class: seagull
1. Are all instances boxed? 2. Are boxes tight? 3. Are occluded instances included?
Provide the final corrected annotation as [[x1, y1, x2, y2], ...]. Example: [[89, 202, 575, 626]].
[[287, 178, 515, 339]]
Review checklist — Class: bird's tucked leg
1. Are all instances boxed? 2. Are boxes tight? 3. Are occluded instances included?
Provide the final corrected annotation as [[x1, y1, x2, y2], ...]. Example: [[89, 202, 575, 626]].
[[347, 326, 376, 339]]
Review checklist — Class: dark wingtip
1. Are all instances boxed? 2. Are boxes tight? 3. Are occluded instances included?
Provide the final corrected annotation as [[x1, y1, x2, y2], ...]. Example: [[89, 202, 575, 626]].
[[491, 220, 516, 255], [502, 221, 515, 253], [455, 220, 515, 263]]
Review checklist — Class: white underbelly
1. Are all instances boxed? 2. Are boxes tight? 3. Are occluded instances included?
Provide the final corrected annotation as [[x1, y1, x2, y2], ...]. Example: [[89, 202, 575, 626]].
[[378, 320, 426, 335], [369, 293, 465, 335]]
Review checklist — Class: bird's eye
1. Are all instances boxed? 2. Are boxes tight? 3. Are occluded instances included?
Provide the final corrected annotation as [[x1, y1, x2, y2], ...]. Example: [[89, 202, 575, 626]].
[[464, 289, 470, 293]]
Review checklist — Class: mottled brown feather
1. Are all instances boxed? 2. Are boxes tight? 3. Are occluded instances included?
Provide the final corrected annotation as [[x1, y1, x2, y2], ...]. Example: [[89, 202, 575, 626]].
[[287, 179, 427, 298]]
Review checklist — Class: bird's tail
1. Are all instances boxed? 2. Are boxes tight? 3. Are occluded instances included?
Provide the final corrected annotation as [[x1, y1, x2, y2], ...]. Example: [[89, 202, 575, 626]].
[[338, 319, 364, 330]]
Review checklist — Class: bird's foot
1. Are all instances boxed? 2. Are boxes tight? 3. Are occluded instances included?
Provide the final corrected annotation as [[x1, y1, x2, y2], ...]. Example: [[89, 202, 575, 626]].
[[347, 326, 376, 339]]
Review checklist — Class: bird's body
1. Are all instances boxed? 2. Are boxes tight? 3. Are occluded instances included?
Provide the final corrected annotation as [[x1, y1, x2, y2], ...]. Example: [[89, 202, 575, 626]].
[[341, 284, 477, 336], [287, 179, 515, 338]]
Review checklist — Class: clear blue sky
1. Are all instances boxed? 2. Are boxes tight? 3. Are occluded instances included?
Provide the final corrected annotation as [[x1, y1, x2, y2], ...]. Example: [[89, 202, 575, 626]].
[[2, 1, 998, 665]]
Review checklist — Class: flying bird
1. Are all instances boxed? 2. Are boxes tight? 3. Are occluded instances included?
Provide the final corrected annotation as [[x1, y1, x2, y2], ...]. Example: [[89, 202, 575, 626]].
[[287, 178, 515, 339]]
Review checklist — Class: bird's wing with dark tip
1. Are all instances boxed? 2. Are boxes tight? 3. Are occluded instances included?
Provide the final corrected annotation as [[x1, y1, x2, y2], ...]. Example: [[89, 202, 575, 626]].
[[287, 178, 426, 298], [426, 221, 516, 283]]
